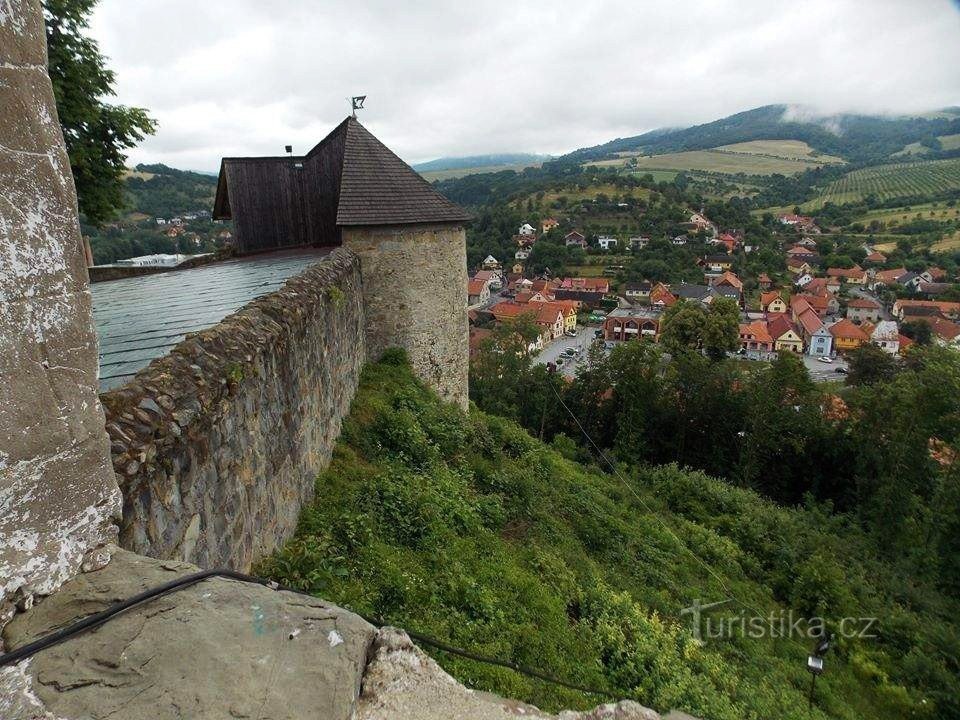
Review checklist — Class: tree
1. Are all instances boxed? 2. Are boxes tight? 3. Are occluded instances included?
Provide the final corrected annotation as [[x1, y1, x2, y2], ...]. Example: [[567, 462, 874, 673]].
[[43, 0, 156, 223], [468, 315, 542, 420], [901, 320, 933, 346], [846, 343, 897, 386], [659, 301, 706, 357], [702, 297, 740, 360]]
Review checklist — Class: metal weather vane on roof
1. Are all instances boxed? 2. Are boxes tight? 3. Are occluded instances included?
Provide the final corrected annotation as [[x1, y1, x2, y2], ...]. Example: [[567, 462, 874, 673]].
[[350, 95, 366, 118]]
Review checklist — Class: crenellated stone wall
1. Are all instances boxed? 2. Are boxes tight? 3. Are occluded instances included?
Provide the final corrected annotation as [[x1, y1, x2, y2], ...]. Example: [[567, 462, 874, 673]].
[[99, 249, 366, 570]]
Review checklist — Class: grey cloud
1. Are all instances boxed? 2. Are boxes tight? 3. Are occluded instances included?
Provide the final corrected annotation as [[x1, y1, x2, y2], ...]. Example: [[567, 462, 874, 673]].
[[89, 0, 960, 172]]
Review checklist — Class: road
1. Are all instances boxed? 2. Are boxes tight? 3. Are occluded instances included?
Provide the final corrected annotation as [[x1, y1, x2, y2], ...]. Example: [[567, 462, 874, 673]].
[[534, 325, 599, 378]]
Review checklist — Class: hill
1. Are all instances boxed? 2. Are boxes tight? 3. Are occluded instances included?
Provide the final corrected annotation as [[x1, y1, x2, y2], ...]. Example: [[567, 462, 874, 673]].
[[259, 352, 960, 720], [558, 105, 960, 166], [123, 163, 218, 219], [415, 153, 551, 181]]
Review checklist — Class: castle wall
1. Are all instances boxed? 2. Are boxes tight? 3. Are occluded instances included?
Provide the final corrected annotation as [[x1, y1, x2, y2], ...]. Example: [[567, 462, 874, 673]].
[[0, 0, 121, 618], [342, 224, 469, 409], [100, 249, 365, 570]]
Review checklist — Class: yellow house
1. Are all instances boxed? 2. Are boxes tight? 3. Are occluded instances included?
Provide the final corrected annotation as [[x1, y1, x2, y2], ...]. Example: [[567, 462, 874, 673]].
[[829, 318, 869, 353], [761, 291, 787, 314], [555, 302, 578, 332], [768, 315, 803, 353]]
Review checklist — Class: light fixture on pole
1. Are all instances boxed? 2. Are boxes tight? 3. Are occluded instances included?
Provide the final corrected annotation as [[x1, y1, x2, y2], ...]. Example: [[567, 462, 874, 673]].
[[806, 633, 832, 711]]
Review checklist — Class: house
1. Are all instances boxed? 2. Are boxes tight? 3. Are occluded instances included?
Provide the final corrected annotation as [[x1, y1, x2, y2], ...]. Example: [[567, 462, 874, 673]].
[[918, 282, 953, 297], [738, 320, 776, 359], [826, 265, 867, 285], [554, 277, 609, 306], [489, 301, 565, 340], [870, 321, 900, 355], [672, 283, 713, 303], [473, 269, 503, 291], [926, 266, 948, 282], [796, 237, 818, 249], [716, 232, 738, 252], [518, 223, 536, 236], [598, 236, 618, 250], [481, 255, 501, 270], [787, 245, 817, 261], [564, 230, 588, 249], [768, 314, 803, 353], [779, 214, 817, 231], [803, 277, 836, 295], [760, 291, 788, 314], [467, 279, 490, 307], [758, 273, 772, 290], [893, 299, 960, 321], [541, 217, 560, 233], [468, 327, 493, 359], [794, 273, 815, 288], [515, 248, 530, 260], [514, 290, 552, 304], [155, 218, 167, 225], [603, 308, 660, 342], [872, 267, 909, 290], [713, 271, 744, 297], [701, 254, 734, 273], [787, 258, 812, 275], [792, 296, 833, 356], [829, 318, 870, 353], [799, 291, 839, 317], [898, 271, 923, 291], [671, 235, 689, 246], [689, 212, 714, 232], [864, 251, 887, 264], [511, 263, 524, 274], [624, 281, 652, 300], [649, 283, 677, 308], [846, 297, 881, 324], [628, 236, 650, 250]]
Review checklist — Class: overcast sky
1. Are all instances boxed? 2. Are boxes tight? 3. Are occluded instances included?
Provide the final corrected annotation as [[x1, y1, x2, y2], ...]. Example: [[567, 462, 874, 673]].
[[89, 0, 960, 172]]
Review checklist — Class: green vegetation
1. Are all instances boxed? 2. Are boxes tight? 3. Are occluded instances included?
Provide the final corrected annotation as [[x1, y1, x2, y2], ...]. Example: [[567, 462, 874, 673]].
[[588, 148, 833, 176], [805, 158, 960, 209], [261, 353, 960, 719], [43, 0, 156, 224]]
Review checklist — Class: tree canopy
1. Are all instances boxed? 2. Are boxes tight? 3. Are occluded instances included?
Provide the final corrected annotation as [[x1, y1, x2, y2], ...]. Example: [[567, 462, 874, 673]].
[[43, 0, 156, 223]]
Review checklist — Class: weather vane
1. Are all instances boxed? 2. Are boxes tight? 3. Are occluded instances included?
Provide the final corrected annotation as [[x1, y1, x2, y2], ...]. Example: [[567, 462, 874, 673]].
[[350, 95, 366, 118]]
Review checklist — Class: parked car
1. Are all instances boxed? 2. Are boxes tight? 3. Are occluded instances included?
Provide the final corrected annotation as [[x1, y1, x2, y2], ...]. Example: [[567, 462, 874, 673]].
[[565, 329, 577, 337], [563, 348, 577, 357], [817, 356, 833, 364], [835, 367, 848, 374]]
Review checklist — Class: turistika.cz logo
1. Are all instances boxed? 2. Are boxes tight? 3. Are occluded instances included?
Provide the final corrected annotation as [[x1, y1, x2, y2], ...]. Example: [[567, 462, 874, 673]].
[[680, 598, 878, 642]]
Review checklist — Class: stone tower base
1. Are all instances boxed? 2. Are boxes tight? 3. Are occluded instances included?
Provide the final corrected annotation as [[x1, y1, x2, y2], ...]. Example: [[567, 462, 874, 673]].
[[342, 224, 469, 409]]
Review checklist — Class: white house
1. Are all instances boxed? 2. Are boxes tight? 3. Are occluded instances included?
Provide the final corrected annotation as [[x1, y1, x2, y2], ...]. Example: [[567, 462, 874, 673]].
[[871, 321, 900, 355], [628, 237, 649, 250], [672, 235, 688, 246], [481, 255, 501, 270], [518, 223, 536, 236], [795, 273, 815, 288], [515, 248, 530, 260], [598, 236, 618, 250]]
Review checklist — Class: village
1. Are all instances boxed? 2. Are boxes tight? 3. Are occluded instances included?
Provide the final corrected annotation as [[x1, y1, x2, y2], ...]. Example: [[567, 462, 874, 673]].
[[466, 212, 960, 379]]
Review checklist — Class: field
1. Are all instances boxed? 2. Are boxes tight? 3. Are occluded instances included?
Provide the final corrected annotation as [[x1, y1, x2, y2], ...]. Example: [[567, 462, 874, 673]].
[[853, 201, 960, 227], [419, 161, 543, 181], [515, 182, 652, 211], [799, 157, 960, 209], [586, 139, 842, 176], [892, 132, 960, 157]]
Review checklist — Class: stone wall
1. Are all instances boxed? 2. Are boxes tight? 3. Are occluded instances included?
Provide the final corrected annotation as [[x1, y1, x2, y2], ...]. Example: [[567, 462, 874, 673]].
[[342, 224, 469, 409], [100, 249, 365, 570], [0, 0, 121, 619]]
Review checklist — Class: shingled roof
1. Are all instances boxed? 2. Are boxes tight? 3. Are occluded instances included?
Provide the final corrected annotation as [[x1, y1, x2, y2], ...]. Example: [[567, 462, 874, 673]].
[[214, 117, 471, 253], [334, 118, 472, 226]]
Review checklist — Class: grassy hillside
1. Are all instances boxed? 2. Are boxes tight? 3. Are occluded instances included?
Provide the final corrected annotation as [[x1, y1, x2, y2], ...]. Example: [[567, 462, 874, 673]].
[[587, 143, 840, 176], [420, 161, 545, 182], [259, 353, 959, 720]]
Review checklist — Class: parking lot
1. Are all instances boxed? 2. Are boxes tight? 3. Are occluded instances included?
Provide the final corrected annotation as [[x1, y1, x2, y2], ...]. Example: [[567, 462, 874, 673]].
[[534, 325, 600, 378], [803, 353, 849, 382]]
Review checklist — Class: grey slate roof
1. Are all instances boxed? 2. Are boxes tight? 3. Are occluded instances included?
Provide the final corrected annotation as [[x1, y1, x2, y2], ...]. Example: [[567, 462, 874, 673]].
[[335, 119, 473, 226]]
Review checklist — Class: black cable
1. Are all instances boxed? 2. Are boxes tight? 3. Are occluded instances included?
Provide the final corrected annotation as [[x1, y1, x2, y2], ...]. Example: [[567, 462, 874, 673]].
[[0, 569, 614, 701]]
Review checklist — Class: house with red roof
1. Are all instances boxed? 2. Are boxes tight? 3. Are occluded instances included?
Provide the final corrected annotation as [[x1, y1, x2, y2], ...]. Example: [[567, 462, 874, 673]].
[[792, 296, 833, 356], [467, 279, 490, 307], [760, 291, 787, 314], [649, 282, 677, 308], [872, 267, 909, 290], [864, 251, 887, 264], [738, 320, 776, 359], [758, 272, 772, 290], [826, 265, 867, 285], [767, 314, 803, 353]]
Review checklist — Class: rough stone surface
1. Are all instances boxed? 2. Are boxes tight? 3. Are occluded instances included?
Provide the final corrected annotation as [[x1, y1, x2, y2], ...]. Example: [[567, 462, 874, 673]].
[[0, 0, 121, 624], [357, 627, 661, 720], [342, 224, 469, 409], [1, 548, 377, 719], [99, 249, 366, 570]]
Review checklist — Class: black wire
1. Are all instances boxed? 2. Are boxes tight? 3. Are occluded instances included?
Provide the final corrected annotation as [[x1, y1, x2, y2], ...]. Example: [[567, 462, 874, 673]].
[[0, 569, 614, 701]]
